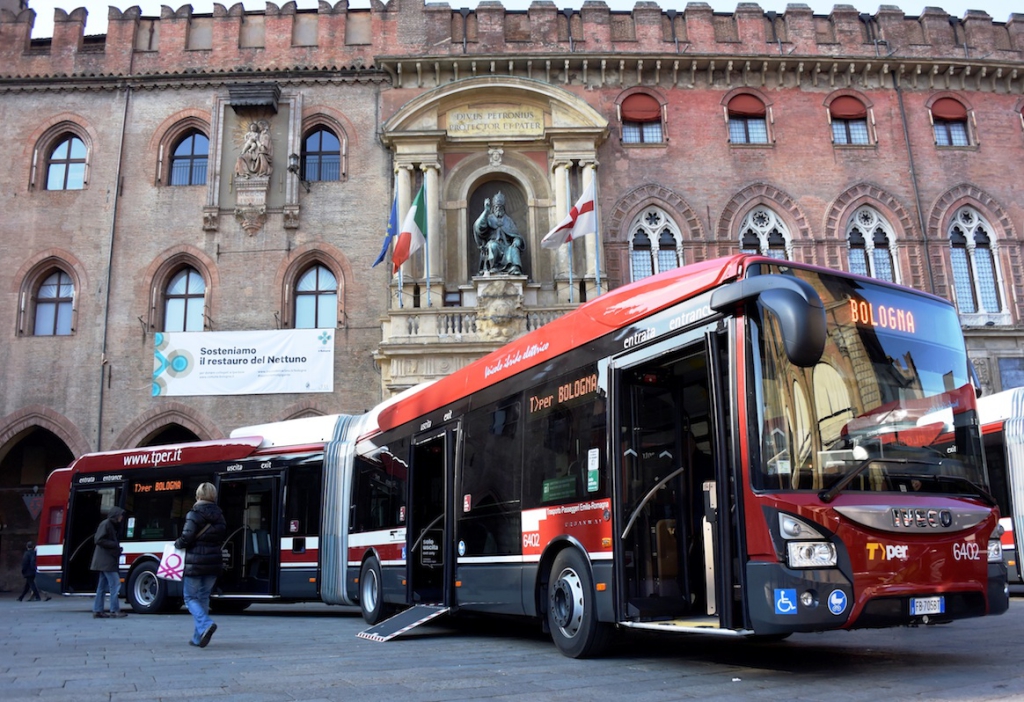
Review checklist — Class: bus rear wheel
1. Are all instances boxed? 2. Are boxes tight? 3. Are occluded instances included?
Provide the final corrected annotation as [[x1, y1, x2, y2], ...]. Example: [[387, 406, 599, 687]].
[[360, 558, 387, 625], [547, 549, 610, 658], [127, 562, 167, 613]]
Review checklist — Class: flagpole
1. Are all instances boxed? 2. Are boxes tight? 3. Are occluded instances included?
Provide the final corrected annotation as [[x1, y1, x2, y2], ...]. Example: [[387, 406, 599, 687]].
[[423, 170, 431, 307], [566, 168, 574, 304], [592, 169, 603, 296]]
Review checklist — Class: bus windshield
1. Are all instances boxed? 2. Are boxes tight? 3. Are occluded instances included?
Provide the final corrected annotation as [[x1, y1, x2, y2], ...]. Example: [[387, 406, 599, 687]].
[[749, 265, 987, 497]]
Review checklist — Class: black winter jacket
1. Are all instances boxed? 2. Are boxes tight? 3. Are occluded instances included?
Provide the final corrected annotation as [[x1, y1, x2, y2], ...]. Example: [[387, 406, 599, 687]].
[[90, 507, 124, 572], [22, 549, 37, 579], [175, 500, 227, 577]]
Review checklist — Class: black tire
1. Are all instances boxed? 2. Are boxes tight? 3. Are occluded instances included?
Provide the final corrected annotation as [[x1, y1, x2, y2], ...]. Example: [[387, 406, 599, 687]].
[[547, 549, 611, 658], [360, 558, 387, 625], [210, 599, 251, 614], [127, 562, 167, 614]]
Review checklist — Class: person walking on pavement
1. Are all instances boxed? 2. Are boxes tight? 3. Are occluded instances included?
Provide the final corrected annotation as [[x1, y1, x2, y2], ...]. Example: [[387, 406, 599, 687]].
[[175, 482, 226, 648], [91, 506, 126, 618], [18, 541, 51, 602]]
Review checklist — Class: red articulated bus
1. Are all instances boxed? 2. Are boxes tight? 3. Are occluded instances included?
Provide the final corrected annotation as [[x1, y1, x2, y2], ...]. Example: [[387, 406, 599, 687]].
[[38, 256, 1008, 657], [977, 387, 1024, 584]]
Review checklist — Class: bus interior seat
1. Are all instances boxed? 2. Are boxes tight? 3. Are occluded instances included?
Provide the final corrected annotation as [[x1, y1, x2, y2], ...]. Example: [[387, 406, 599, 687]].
[[246, 529, 271, 579]]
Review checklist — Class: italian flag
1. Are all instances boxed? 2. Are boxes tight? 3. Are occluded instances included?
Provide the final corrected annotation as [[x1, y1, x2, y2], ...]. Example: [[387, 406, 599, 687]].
[[393, 185, 427, 275]]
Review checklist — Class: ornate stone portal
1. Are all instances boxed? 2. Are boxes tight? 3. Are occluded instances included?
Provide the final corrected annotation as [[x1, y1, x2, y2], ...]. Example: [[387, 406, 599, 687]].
[[232, 119, 273, 235]]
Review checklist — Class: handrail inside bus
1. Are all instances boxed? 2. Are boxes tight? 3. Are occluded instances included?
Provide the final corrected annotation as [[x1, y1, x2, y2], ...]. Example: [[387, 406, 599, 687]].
[[620, 465, 688, 540]]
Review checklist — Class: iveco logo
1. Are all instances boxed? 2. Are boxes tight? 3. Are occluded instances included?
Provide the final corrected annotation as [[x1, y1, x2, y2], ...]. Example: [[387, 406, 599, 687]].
[[891, 508, 954, 529]]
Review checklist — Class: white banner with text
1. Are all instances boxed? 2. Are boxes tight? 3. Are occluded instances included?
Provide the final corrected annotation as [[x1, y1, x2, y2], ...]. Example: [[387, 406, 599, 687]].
[[153, 329, 334, 396]]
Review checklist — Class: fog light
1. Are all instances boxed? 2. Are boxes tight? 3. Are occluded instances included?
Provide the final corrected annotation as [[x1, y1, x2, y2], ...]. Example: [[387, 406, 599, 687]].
[[800, 590, 816, 607], [988, 540, 1003, 563], [787, 541, 837, 568]]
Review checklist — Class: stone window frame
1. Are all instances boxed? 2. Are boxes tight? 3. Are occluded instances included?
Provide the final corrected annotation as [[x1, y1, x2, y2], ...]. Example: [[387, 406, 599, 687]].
[[280, 251, 344, 330], [825, 91, 876, 147], [722, 89, 774, 146], [17, 257, 81, 337], [845, 206, 898, 284], [628, 206, 683, 282], [738, 206, 791, 259], [300, 115, 348, 183], [147, 254, 213, 333], [155, 116, 211, 186], [32, 122, 92, 191], [926, 94, 976, 149], [615, 88, 668, 147], [293, 263, 339, 329], [947, 205, 1009, 325]]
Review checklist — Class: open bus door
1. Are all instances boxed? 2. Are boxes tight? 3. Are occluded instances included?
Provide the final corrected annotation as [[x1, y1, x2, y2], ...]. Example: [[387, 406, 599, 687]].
[[407, 428, 456, 608], [63, 484, 123, 594], [612, 329, 741, 631], [359, 426, 456, 642], [216, 474, 281, 598]]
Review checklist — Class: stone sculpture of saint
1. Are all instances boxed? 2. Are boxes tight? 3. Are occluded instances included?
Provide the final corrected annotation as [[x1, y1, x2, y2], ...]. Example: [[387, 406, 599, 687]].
[[473, 191, 524, 276], [234, 120, 273, 178]]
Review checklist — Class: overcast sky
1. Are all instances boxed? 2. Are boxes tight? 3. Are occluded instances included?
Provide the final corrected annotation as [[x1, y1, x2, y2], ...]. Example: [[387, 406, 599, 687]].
[[23, 0, 1022, 39]]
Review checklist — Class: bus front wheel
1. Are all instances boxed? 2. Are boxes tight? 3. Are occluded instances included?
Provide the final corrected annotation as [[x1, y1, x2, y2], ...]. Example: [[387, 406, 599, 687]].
[[547, 549, 610, 658], [360, 558, 387, 625], [127, 562, 167, 614]]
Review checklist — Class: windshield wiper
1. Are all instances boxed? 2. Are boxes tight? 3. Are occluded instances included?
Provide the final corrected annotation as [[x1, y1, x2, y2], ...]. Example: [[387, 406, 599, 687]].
[[819, 456, 933, 503], [931, 475, 998, 508]]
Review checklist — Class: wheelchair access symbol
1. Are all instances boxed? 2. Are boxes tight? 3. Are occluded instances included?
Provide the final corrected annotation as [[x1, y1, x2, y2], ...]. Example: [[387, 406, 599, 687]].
[[774, 588, 798, 615]]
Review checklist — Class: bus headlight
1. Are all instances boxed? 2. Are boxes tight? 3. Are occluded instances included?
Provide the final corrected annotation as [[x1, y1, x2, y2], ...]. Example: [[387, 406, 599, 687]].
[[988, 539, 1003, 563], [787, 541, 838, 568]]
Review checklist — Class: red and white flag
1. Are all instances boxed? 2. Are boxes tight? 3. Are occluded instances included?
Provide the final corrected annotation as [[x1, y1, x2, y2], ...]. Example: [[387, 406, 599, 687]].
[[541, 179, 596, 249]]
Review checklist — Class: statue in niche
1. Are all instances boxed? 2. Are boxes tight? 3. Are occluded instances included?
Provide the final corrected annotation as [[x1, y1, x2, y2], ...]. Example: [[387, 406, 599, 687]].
[[234, 120, 273, 178], [473, 191, 524, 276]]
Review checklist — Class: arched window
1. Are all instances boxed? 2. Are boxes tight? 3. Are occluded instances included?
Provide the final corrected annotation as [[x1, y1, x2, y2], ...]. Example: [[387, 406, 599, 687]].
[[620, 93, 664, 144], [949, 206, 1002, 315], [739, 207, 789, 259], [164, 267, 206, 332], [33, 269, 74, 336], [829, 96, 870, 145], [294, 264, 337, 329], [727, 95, 768, 144], [169, 130, 209, 186], [302, 128, 342, 182], [46, 134, 86, 190], [931, 98, 970, 147], [628, 207, 682, 281], [846, 207, 896, 283]]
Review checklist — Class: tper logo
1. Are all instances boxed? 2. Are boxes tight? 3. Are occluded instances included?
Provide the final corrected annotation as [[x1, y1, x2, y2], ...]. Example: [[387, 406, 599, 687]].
[[867, 542, 909, 561]]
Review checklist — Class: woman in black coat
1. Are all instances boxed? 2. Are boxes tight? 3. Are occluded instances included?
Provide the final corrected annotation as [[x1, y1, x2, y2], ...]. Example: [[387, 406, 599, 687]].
[[175, 482, 227, 647]]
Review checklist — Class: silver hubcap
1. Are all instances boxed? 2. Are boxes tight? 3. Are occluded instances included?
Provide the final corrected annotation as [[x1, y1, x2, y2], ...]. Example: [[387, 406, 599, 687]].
[[362, 567, 379, 614], [135, 571, 158, 606], [551, 567, 584, 639]]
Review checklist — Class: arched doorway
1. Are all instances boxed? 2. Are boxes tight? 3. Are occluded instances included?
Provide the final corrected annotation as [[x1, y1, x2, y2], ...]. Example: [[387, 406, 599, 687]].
[[0, 428, 74, 590], [138, 424, 201, 447]]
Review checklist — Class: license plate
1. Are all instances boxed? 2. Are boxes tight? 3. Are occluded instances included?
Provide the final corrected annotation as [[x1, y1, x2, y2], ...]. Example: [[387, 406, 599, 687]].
[[910, 596, 945, 616]]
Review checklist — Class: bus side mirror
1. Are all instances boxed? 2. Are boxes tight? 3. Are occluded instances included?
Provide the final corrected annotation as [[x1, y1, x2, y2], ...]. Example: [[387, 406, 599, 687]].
[[710, 274, 826, 368]]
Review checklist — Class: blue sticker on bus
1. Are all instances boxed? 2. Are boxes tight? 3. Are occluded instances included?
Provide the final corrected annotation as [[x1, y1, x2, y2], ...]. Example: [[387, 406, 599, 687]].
[[828, 589, 848, 615], [774, 588, 798, 615]]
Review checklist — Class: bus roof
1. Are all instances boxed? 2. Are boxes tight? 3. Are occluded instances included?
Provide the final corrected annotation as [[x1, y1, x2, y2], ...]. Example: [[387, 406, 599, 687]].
[[231, 414, 348, 448], [68, 436, 265, 474], [377, 255, 746, 433]]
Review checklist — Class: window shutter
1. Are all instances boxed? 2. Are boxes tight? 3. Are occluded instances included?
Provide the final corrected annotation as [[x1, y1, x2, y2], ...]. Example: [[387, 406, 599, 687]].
[[727, 94, 766, 117], [621, 93, 661, 122], [931, 98, 967, 121], [829, 96, 867, 119]]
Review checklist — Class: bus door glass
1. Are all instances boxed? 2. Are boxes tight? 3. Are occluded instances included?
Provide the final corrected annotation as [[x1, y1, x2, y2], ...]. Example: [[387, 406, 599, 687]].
[[217, 474, 281, 596], [408, 430, 452, 606], [64, 484, 123, 594], [614, 340, 718, 623]]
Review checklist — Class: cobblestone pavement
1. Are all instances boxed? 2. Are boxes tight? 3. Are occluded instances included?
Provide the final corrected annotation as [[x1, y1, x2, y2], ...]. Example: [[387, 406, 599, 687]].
[[2, 593, 1024, 701]]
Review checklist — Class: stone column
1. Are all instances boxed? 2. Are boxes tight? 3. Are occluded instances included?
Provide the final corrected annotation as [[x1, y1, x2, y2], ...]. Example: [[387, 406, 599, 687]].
[[551, 159, 572, 301], [423, 162, 441, 306]]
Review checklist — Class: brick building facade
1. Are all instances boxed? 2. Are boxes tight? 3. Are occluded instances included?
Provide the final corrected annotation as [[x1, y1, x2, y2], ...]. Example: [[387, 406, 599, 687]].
[[0, 0, 1022, 587]]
